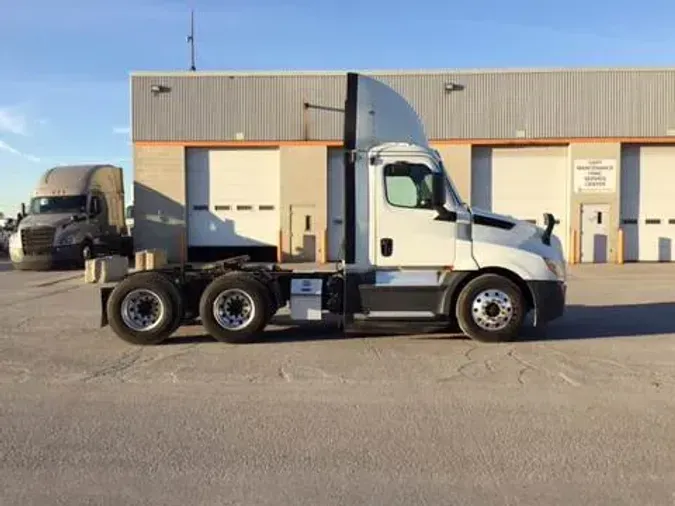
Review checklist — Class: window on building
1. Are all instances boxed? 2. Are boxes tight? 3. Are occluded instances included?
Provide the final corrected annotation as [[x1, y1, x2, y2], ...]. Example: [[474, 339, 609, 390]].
[[383, 162, 435, 210]]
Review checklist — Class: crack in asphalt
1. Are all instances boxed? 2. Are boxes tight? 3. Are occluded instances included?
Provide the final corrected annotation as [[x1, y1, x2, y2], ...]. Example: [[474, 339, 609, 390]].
[[0, 284, 82, 308], [81, 349, 144, 382], [30, 274, 83, 288], [362, 338, 383, 360], [80, 344, 200, 383]]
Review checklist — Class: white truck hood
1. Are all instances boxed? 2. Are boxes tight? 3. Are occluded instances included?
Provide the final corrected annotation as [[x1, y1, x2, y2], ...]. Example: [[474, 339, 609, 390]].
[[470, 207, 555, 247], [468, 206, 566, 279]]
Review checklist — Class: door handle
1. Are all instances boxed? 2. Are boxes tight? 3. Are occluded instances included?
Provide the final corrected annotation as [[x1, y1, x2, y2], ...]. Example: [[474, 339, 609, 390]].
[[380, 238, 393, 257]]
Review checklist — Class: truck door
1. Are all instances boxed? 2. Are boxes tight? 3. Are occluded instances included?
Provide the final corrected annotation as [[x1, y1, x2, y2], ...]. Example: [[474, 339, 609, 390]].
[[373, 159, 457, 267], [342, 73, 434, 266]]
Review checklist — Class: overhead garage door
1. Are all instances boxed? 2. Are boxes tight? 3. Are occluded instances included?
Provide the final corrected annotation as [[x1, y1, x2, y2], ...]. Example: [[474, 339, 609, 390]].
[[186, 147, 280, 248], [327, 147, 344, 261], [621, 145, 675, 262], [471, 146, 569, 257]]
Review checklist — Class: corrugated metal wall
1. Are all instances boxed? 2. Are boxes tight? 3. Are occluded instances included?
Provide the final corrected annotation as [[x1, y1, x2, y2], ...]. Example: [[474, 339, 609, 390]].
[[131, 69, 675, 142]]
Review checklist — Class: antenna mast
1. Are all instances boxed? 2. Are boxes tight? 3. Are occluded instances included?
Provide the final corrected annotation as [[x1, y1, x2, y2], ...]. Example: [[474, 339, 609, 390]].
[[186, 9, 196, 71]]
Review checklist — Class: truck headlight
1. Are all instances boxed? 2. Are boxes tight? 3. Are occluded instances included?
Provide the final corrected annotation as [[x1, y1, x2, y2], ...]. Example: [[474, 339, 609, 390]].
[[9, 232, 21, 249], [543, 257, 565, 280]]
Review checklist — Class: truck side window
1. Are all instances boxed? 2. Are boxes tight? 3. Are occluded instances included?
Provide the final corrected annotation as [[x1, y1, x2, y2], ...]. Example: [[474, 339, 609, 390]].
[[383, 162, 434, 210]]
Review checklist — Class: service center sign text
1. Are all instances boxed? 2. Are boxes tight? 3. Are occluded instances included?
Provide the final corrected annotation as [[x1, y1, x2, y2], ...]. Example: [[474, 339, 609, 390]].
[[573, 159, 616, 193]]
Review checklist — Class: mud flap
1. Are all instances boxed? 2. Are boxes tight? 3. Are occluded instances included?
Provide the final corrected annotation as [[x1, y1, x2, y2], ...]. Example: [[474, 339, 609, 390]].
[[527, 280, 566, 327], [100, 286, 114, 327]]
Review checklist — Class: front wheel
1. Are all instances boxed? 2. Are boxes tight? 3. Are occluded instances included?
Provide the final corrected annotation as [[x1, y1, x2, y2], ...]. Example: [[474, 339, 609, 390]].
[[199, 274, 272, 343], [455, 274, 526, 343]]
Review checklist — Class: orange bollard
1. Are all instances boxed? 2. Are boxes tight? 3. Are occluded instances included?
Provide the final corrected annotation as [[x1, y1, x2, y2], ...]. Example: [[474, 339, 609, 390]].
[[617, 228, 624, 264], [277, 230, 283, 264], [568, 229, 577, 264], [320, 229, 328, 264]]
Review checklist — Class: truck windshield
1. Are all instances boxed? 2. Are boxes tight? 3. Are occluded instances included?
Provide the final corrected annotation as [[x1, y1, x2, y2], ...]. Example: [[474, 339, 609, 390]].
[[29, 195, 87, 215]]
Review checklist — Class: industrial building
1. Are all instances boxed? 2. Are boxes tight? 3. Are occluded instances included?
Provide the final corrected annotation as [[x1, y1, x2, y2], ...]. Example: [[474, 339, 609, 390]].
[[130, 68, 675, 264]]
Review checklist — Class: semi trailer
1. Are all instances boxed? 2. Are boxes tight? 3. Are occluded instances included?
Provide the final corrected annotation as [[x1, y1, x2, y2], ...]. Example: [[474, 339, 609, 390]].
[[9, 164, 132, 270], [99, 72, 566, 345]]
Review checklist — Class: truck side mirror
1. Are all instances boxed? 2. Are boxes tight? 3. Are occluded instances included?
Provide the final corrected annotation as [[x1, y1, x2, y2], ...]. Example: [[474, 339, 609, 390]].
[[541, 212, 556, 246], [431, 173, 446, 207]]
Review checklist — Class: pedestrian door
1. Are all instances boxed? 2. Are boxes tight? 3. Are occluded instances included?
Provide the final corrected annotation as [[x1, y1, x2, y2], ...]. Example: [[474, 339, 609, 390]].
[[581, 203, 610, 263]]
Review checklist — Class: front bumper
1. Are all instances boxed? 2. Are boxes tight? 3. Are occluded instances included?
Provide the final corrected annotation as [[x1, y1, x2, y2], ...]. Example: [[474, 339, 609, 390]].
[[527, 280, 566, 327], [10, 243, 82, 270]]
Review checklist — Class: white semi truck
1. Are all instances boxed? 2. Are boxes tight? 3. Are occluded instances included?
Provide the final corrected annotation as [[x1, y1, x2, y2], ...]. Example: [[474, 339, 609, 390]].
[[9, 164, 132, 270], [99, 73, 566, 344]]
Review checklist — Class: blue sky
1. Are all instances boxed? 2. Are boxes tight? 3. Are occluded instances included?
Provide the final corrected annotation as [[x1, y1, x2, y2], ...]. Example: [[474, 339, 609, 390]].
[[1, 0, 674, 215]]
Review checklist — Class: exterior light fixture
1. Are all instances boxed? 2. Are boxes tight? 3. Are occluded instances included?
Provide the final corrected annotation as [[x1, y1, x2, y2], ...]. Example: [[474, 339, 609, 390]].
[[444, 82, 464, 92], [150, 84, 171, 95]]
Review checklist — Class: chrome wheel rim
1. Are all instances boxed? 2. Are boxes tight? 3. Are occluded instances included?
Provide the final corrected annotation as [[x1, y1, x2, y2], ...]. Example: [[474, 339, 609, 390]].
[[121, 289, 165, 331], [471, 289, 514, 331], [212, 288, 255, 331]]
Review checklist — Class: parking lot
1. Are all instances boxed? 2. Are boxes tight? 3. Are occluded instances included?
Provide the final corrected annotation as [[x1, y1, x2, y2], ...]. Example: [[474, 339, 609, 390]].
[[2, 259, 675, 505]]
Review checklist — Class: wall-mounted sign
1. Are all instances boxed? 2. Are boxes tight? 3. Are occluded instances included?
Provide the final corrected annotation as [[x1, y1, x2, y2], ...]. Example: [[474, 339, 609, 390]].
[[573, 159, 617, 193]]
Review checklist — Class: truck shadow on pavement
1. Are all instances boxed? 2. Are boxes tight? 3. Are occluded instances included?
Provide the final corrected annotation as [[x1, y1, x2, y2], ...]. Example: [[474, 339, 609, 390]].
[[167, 320, 455, 346], [167, 322, 380, 346], [516, 302, 675, 341], [166, 302, 675, 345]]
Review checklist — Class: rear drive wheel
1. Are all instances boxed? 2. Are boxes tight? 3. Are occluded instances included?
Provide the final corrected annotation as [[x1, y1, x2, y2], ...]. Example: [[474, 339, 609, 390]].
[[106, 272, 183, 345], [199, 274, 272, 343], [455, 274, 525, 343]]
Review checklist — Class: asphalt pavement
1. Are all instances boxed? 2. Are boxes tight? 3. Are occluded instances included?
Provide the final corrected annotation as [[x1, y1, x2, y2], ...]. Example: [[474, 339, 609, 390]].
[[2, 261, 675, 505]]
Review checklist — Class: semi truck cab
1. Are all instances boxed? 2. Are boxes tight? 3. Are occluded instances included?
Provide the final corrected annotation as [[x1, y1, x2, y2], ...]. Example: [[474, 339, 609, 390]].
[[10, 164, 132, 270], [339, 73, 566, 335]]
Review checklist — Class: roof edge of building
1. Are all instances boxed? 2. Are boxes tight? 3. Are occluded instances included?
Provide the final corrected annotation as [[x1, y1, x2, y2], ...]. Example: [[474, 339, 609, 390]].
[[129, 66, 675, 78]]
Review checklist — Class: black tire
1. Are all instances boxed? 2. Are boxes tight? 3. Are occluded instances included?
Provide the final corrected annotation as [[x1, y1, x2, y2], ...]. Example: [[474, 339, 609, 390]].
[[106, 272, 183, 345], [199, 273, 272, 344], [455, 274, 525, 343]]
